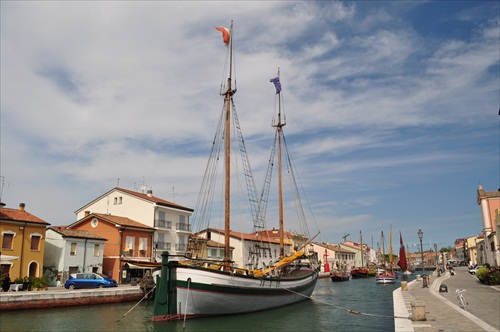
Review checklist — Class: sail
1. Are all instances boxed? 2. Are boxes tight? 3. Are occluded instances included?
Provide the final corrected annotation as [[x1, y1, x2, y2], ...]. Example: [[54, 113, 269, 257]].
[[397, 231, 407, 271]]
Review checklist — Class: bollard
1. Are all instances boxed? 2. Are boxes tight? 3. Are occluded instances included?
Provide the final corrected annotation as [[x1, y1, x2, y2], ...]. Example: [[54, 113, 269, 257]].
[[401, 281, 408, 291], [416, 274, 421, 281], [411, 300, 426, 321]]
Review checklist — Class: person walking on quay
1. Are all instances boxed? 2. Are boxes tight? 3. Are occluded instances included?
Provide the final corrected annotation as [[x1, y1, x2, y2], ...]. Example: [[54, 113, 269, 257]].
[[2, 274, 11, 292]]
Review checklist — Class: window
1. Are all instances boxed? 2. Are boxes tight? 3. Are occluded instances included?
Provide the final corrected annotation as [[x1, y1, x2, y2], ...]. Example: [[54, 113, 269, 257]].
[[139, 237, 148, 257], [70, 243, 77, 255], [94, 244, 100, 256], [118, 197, 122, 204], [2, 232, 14, 250], [30, 234, 42, 251], [114, 197, 117, 205], [125, 236, 135, 255]]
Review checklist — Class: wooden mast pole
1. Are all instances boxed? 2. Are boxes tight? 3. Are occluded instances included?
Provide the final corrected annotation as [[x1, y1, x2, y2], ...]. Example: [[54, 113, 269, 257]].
[[273, 68, 285, 258], [224, 22, 234, 269]]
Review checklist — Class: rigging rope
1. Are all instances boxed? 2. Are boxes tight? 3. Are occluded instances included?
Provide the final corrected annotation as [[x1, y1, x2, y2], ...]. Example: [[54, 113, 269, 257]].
[[116, 285, 156, 322], [283, 287, 412, 320]]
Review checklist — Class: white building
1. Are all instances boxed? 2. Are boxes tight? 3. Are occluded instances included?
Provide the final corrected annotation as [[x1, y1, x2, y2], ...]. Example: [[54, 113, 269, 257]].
[[74, 187, 193, 262], [311, 242, 356, 273], [196, 228, 292, 269], [44, 226, 106, 286]]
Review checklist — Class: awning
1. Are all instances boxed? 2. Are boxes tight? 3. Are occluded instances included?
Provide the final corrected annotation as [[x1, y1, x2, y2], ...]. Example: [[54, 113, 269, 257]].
[[0, 255, 19, 261], [123, 261, 161, 269]]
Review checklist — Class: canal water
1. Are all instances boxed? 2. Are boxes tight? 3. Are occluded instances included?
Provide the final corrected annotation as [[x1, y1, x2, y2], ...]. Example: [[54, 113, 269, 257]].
[[0, 275, 415, 332]]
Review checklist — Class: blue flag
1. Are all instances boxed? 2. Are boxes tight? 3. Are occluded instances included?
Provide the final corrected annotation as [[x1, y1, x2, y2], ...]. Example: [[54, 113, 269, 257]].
[[270, 77, 281, 94]]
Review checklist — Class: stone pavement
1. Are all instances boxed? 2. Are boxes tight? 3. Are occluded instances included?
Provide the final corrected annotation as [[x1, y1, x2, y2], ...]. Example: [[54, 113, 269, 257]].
[[394, 267, 500, 332]]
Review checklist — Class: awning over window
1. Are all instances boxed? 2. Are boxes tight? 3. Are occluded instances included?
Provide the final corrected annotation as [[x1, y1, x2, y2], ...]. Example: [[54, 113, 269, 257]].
[[0, 255, 19, 261]]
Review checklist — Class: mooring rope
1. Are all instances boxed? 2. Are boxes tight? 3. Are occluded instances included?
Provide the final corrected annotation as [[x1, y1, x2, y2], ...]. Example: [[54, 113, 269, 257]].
[[183, 279, 191, 330], [283, 287, 411, 320], [117, 285, 156, 322]]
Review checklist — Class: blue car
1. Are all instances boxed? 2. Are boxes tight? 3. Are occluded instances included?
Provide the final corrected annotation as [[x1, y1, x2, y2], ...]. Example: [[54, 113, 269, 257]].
[[64, 273, 118, 290]]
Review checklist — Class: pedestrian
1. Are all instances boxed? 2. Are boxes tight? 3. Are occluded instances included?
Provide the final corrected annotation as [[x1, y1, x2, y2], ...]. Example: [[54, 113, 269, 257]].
[[2, 274, 11, 292]]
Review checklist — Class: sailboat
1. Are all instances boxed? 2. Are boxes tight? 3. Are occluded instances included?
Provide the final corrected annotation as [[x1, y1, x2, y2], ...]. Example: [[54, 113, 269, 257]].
[[152, 23, 320, 322], [375, 231, 396, 284], [351, 231, 369, 278]]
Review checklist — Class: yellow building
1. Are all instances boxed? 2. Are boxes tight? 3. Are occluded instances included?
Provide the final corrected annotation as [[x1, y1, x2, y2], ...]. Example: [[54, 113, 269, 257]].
[[0, 203, 50, 279]]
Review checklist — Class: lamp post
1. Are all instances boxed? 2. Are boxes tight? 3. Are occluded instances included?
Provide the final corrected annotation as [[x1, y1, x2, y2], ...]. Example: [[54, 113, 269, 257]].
[[418, 229, 427, 287], [434, 243, 440, 277]]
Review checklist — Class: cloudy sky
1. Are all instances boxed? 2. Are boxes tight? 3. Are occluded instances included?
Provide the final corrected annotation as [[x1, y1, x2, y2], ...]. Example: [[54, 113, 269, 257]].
[[1, 1, 498, 252]]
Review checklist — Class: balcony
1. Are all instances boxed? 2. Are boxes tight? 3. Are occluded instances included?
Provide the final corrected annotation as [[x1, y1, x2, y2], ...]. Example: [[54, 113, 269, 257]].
[[176, 243, 188, 252], [155, 219, 173, 229], [176, 223, 191, 232], [155, 242, 171, 251]]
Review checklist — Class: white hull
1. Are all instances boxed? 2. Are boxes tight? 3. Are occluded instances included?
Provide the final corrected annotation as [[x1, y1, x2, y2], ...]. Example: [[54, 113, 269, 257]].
[[153, 264, 318, 321]]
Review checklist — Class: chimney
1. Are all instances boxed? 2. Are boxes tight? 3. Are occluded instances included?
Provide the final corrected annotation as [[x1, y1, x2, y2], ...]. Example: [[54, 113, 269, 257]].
[[19, 203, 25, 212], [85, 211, 90, 217], [147, 190, 153, 197]]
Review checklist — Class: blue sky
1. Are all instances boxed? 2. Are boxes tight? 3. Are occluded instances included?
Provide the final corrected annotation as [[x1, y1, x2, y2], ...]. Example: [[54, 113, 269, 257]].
[[1, 1, 498, 252]]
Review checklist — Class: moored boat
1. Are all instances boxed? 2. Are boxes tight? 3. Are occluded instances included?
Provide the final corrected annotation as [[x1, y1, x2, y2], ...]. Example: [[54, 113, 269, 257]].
[[331, 270, 351, 282], [152, 23, 320, 322]]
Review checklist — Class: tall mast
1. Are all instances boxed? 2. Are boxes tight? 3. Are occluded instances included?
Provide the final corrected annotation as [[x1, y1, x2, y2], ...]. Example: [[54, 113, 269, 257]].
[[273, 68, 286, 258], [360, 230, 364, 268], [223, 22, 235, 268]]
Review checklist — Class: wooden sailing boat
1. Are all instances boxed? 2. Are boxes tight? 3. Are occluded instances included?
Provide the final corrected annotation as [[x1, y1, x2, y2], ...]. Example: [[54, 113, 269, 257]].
[[375, 231, 396, 284], [152, 23, 320, 322], [351, 231, 369, 278]]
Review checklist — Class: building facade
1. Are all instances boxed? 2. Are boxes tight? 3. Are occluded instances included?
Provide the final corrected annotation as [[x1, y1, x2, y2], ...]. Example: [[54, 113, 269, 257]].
[[0, 203, 50, 280], [74, 187, 194, 262], [44, 226, 107, 286], [477, 185, 500, 266], [67, 213, 155, 284]]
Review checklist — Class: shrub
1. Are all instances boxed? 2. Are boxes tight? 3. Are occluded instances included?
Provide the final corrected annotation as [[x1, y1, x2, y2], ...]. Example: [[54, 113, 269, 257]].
[[14, 277, 23, 284], [476, 266, 500, 285]]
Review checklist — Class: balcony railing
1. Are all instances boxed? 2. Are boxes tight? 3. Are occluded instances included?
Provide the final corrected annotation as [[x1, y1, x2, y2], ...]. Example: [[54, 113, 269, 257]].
[[155, 219, 173, 229], [176, 243, 187, 252], [176, 223, 191, 232], [155, 242, 171, 250]]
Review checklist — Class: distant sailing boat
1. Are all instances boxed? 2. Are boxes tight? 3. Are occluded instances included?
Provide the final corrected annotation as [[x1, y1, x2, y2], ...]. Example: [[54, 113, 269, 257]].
[[398, 231, 411, 275], [375, 231, 396, 284], [152, 23, 320, 321], [351, 231, 369, 278]]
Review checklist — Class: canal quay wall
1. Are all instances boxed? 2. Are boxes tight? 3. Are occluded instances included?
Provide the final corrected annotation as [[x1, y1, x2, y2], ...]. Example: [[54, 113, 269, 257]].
[[393, 267, 500, 332], [0, 285, 143, 311]]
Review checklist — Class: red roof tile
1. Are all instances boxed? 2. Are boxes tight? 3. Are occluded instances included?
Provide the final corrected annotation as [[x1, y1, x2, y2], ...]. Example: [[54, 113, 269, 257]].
[[117, 187, 194, 212], [0, 208, 50, 225], [49, 226, 107, 240]]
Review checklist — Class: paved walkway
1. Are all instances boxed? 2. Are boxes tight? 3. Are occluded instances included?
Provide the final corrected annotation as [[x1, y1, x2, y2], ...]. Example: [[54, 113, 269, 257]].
[[394, 267, 500, 331]]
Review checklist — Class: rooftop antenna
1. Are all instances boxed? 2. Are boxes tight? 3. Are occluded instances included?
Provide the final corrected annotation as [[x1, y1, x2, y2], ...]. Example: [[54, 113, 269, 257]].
[[172, 186, 176, 202], [140, 176, 146, 193], [342, 233, 350, 242], [0, 176, 5, 204]]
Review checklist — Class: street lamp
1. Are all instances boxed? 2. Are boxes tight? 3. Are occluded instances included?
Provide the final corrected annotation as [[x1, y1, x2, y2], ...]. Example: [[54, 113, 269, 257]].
[[418, 229, 427, 287], [434, 243, 440, 277]]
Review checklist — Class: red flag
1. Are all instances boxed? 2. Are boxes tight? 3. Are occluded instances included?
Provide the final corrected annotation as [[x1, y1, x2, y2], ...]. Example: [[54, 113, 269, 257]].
[[397, 231, 407, 271], [215, 27, 230, 46]]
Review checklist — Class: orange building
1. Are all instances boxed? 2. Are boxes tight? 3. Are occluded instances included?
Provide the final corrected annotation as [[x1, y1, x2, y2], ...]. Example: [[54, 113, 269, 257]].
[[0, 203, 50, 280], [67, 212, 155, 284]]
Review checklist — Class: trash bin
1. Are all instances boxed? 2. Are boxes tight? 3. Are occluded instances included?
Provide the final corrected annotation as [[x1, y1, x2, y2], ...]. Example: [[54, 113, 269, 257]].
[[401, 281, 408, 291]]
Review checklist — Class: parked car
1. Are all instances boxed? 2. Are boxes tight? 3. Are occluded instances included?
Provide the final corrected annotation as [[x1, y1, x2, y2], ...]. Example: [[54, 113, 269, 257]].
[[468, 267, 478, 275], [64, 273, 118, 290]]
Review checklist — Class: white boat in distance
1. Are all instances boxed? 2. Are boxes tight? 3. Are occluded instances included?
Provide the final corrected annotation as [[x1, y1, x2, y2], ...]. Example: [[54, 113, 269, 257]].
[[152, 23, 320, 322]]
